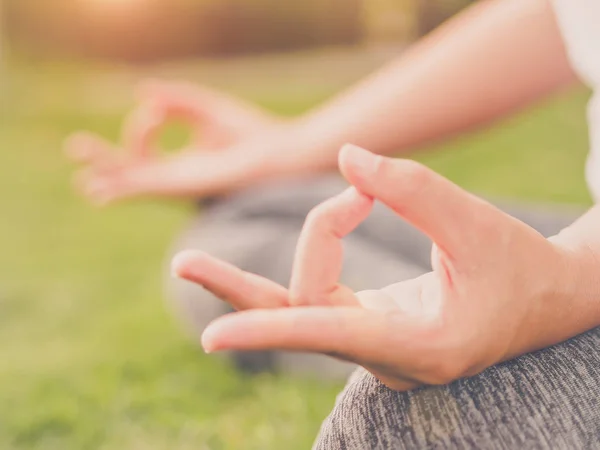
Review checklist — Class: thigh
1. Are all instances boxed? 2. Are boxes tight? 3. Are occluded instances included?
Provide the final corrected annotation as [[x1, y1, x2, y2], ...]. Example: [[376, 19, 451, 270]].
[[315, 328, 600, 450]]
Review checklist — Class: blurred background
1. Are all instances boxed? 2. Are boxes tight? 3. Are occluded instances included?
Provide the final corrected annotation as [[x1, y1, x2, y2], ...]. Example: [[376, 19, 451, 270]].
[[0, 1, 592, 449]]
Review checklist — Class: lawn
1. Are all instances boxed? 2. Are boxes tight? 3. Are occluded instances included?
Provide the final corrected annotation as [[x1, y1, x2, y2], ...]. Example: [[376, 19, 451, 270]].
[[0, 48, 593, 449]]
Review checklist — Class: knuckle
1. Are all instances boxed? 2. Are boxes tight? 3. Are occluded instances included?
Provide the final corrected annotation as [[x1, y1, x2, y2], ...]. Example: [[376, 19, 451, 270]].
[[304, 202, 335, 232], [377, 159, 433, 197], [239, 271, 257, 298], [288, 290, 310, 306], [304, 205, 324, 227], [472, 202, 502, 230], [397, 160, 433, 192]]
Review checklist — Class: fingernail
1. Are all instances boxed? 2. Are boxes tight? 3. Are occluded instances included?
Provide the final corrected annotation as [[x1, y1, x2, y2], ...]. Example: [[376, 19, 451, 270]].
[[170, 250, 205, 279], [340, 144, 378, 178], [201, 328, 217, 354], [170, 252, 186, 279], [171, 250, 189, 278], [170, 265, 181, 279]]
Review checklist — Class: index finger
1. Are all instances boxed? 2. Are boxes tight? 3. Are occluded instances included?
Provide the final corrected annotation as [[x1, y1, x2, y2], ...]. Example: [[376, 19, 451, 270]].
[[125, 81, 220, 157], [289, 187, 374, 306], [136, 79, 216, 122]]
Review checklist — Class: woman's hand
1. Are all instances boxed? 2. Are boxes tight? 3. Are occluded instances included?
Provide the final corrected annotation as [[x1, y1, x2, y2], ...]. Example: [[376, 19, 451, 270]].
[[172, 144, 586, 391], [65, 79, 284, 204]]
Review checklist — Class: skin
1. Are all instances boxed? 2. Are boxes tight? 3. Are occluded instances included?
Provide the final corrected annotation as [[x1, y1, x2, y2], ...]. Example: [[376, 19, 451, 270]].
[[172, 145, 600, 391], [65, 80, 284, 204], [66, 0, 600, 389]]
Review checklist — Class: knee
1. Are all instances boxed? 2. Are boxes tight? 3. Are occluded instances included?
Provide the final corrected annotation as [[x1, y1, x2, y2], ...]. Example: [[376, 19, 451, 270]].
[[314, 369, 469, 450], [314, 369, 410, 450]]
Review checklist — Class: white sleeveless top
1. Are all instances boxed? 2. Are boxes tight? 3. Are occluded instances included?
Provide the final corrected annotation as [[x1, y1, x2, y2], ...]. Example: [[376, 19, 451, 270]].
[[551, 0, 600, 201]]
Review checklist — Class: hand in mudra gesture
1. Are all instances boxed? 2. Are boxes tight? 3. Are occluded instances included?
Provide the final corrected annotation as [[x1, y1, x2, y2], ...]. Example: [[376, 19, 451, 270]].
[[65, 79, 282, 204], [173, 144, 574, 390]]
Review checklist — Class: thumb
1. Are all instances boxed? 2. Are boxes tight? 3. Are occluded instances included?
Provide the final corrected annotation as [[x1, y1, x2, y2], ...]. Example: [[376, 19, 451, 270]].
[[129, 80, 208, 157], [338, 144, 502, 258]]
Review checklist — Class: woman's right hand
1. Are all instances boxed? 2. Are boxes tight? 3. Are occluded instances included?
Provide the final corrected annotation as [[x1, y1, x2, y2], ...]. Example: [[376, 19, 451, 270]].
[[65, 79, 287, 204], [172, 145, 585, 392]]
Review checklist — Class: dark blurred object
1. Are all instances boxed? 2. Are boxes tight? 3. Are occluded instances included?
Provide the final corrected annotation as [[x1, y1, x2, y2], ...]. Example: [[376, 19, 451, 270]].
[[6, 0, 364, 62], [416, 0, 477, 36]]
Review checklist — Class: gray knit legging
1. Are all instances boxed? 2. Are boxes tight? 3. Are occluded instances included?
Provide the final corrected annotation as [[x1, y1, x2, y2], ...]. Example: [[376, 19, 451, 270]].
[[166, 175, 600, 449]]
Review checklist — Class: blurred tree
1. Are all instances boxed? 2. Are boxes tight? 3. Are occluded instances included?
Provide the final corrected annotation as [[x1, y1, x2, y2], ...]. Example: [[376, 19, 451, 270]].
[[4, 0, 478, 61], [364, 0, 416, 43], [6, 0, 364, 62], [0, 0, 7, 99]]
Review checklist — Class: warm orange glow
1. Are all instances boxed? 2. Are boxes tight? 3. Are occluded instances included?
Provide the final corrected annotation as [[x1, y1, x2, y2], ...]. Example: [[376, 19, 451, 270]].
[[83, 0, 146, 10], [86, 0, 143, 4]]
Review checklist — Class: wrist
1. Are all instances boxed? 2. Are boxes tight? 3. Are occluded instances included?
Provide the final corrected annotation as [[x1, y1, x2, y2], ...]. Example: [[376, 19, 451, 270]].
[[249, 119, 342, 180], [549, 225, 600, 295], [543, 231, 600, 339]]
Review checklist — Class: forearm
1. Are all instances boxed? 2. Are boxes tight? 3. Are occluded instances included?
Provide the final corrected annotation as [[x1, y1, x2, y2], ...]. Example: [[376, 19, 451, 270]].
[[274, 0, 576, 174]]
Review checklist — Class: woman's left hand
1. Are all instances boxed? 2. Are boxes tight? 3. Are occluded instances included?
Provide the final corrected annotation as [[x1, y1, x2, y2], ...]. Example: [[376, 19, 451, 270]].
[[172, 144, 581, 391], [64, 79, 284, 204]]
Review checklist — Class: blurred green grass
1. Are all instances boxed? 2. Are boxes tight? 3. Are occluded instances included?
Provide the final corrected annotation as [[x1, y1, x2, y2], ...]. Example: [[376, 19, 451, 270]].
[[0, 49, 593, 449]]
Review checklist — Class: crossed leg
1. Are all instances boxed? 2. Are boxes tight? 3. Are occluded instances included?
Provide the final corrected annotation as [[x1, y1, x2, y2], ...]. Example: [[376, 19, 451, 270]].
[[314, 331, 600, 449]]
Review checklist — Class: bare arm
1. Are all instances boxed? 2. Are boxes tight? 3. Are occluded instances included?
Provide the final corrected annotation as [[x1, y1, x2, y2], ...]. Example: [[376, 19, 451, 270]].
[[275, 0, 577, 173], [67, 0, 579, 202]]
